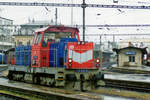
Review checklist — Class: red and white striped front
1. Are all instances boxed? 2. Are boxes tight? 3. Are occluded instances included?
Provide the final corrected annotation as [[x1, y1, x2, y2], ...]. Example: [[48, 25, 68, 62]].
[[67, 42, 94, 69]]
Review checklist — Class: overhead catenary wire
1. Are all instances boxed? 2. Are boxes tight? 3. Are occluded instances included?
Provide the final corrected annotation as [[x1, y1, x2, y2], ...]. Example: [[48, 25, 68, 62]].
[[82, 33, 150, 36], [1, 2, 150, 9], [2, 24, 150, 27]]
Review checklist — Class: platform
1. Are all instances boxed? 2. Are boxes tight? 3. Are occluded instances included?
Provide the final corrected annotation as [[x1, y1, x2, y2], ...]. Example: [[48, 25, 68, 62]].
[[109, 65, 150, 74], [0, 64, 8, 67], [105, 74, 150, 83]]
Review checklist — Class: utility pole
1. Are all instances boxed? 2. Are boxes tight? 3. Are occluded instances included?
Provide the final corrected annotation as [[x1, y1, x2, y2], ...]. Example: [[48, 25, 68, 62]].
[[100, 35, 102, 50], [99, 35, 102, 68], [55, 8, 58, 25], [81, 0, 87, 41], [113, 35, 115, 48]]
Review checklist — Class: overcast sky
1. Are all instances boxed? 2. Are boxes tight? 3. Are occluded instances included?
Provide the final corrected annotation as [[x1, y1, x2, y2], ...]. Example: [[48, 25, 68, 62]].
[[1, 0, 150, 25], [1, 0, 150, 43]]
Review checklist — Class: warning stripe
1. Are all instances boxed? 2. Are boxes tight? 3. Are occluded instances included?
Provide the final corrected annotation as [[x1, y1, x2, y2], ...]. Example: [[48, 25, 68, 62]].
[[69, 49, 93, 64]]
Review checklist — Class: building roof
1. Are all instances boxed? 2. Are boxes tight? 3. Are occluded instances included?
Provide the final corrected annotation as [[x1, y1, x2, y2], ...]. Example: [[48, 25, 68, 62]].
[[21, 20, 54, 26], [35, 25, 79, 33], [13, 34, 34, 36], [6, 48, 15, 53], [0, 17, 13, 21], [113, 46, 148, 54]]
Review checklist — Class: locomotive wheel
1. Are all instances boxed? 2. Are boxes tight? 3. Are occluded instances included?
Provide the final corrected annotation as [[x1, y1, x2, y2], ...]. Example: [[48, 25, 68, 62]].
[[24, 73, 33, 83], [34, 73, 56, 86], [8, 71, 13, 80], [80, 74, 85, 92]]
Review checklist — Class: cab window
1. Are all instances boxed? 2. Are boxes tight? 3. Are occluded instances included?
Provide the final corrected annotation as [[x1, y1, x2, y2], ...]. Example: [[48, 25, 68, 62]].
[[74, 33, 79, 40], [32, 33, 37, 44], [35, 33, 42, 44]]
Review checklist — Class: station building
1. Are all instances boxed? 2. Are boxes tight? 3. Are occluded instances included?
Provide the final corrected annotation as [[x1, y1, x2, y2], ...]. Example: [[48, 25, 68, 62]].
[[113, 46, 147, 67]]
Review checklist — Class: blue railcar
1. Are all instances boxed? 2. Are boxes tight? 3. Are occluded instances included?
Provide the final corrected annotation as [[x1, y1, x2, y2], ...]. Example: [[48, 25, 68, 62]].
[[0, 53, 5, 64], [24, 45, 31, 66], [15, 46, 21, 65], [15, 45, 31, 66]]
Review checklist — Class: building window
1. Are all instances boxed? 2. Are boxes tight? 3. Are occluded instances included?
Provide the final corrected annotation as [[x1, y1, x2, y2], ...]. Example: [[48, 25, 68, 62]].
[[129, 56, 135, 62]]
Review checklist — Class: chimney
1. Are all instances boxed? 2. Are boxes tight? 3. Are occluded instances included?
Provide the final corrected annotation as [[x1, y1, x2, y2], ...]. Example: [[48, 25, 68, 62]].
[[129, 42, 132, 47]]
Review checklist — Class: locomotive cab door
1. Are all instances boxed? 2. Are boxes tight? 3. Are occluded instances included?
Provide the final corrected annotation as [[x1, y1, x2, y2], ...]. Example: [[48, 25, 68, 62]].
[[31, 32, 50, 67]]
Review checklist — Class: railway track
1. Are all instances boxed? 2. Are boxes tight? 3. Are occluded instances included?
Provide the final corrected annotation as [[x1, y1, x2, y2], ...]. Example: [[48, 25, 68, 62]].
[[0, 84, 78, 100], [0, 65, 148, 99], [0, 66, 102, 100], [0, 77, 102, 100], [104, 79, 150, 92], [0, 65, 8, 72], [0, 92, 28, 100], [0, 76, 145, 100]]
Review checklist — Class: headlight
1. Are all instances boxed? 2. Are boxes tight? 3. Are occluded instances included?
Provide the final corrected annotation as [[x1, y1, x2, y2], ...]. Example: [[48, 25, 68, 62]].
[[77, 41, 81, 45], [81, 41, 85, 45], [69, 59, 72, 63], [96, 59, 100, 63]]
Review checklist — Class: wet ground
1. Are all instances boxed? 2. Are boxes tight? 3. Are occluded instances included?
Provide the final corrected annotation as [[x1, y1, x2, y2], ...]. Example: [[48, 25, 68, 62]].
[[0, 64, 8, 67], [105, 74, 150, 83], [0, 65, 143, 100], [0, 94, 16, 100], [111, 64, 150, 71], [102, 62, 116, 68], [101, 94, 137, 100]]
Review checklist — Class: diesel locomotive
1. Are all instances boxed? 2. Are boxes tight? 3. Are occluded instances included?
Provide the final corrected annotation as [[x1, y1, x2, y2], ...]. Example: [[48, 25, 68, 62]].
[[8, 25, 104, 91]]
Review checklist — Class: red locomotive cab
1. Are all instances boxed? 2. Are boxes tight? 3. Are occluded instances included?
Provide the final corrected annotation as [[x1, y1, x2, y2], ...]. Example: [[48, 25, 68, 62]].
[[31, 26, 80, 68]]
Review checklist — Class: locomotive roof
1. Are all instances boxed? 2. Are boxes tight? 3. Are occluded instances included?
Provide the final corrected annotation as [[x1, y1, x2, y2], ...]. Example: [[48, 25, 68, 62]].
[[35, 25, 79, 33]]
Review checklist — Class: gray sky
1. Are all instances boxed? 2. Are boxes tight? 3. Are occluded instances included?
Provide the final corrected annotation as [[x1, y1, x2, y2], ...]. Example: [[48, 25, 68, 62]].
[[1, 0, 150, 43], [1, 0, 150, 25]]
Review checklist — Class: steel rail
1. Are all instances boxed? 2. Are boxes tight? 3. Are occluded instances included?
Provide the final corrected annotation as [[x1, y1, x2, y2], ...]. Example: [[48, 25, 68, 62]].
[[104, 79, 150, 92], [83, 34, 150, 36], [2, 24, 150, 27], [0, 84, 79, 100], [0, 92, 28, 100], [108, 67, 150, 74], [0, 76, 102, 100]]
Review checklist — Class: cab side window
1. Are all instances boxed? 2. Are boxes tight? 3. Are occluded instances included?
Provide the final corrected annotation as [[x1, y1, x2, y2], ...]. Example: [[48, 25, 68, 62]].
[[74, 34, 78, 40]]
